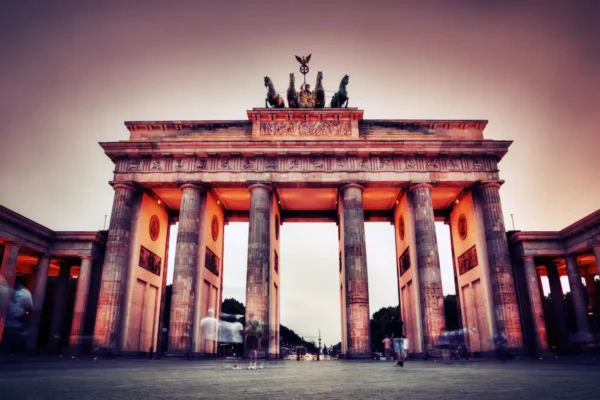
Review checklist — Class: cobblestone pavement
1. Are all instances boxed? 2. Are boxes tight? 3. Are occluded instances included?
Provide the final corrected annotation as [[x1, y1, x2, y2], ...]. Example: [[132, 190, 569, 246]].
[[0, 358, 598, 400]]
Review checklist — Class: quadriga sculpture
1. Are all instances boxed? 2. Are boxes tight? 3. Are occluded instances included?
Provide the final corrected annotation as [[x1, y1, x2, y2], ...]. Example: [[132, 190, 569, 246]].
[[314, 71, 325, 108], [330, 75, 350, 108], [287, 73, 300, 108], [264, 76, 285, 108]]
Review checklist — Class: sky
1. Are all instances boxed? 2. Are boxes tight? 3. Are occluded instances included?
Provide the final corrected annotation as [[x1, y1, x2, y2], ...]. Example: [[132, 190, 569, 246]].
[[1, 1, 599, 345]]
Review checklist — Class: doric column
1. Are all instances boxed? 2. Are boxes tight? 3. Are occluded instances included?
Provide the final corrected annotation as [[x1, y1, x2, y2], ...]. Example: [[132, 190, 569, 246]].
[[169, 184, 205, 355], [590, 245, 600, 306], [69, 256, 95, 351], [245, 183, 272, 356], [445, 218, 462, 329], [565, 254, 592, 341], [474, 181, 523, 348], [0, 242, 20, 341], [408, 183, 445, 355], [545, 260, 569, 351], [26, 254, 51, 353], [340, 183, 371, 358], [47, 261, 71, 353], [156, 217, 175, 355], [522, 256, 548, 353], [93, 183, 138, 352]]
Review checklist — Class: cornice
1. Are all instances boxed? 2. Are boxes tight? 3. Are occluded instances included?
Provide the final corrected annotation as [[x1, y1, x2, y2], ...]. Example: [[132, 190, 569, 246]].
[[100, 139, 512, 162]]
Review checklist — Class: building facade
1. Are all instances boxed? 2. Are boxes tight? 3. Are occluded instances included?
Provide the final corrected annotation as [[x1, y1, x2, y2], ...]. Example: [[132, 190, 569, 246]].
[[0, 108, 598, 358]]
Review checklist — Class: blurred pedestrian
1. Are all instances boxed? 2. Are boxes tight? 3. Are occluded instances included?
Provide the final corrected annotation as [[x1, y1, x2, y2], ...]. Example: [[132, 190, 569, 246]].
[[382, 335, 392, 361]]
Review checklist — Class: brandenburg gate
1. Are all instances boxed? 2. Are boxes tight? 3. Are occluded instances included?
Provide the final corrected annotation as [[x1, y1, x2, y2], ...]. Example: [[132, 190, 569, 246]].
[[93, 107, 525, 358]]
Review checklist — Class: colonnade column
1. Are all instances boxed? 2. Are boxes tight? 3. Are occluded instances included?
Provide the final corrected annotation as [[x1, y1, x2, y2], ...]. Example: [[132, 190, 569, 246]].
[[521, 256, 548, 353], [590, 245, 600, 306], [565, 254, 592, 342], [26, 254, 51, 353], [47, 261, 71, 353], [245, 183, 272, 357], [169, 184, 205, 355], [475, 181, 523, 348], [545, 260, 569, 351], [408, 183, 445, 355], [0, 242, 21, 341], [69, 256, 95, 351], [340, 183, 371, 358], [93, 183, 138, 352]]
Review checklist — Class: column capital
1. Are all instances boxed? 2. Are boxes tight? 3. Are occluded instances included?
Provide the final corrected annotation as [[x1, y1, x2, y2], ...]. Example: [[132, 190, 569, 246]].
[[248, 182, 273, 192], [80, 255, 95, 261], [522, 255, 535, 262], [110, 182, 136, 192], [178, 182, 207, 191], [478, 180, 505, 190], [2, 241, 22, 250], [408, 182, 433, 192], [591, 243, 600, 250], [340, 182, 365, 192]]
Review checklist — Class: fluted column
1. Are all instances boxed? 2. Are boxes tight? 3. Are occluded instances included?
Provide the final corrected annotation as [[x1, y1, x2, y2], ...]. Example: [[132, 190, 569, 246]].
[[245, 183, 272, 356], [340, 183, 371, 358], [169, 184, 205, 355], [408, 183, 445, 355], [47, 261, 71, 353], [0, 242, 20, 341], [445, 218, 462, 329], [565, 254, 592, 342], [545, 260, 569, 351], [93, 183, 138, 352], [26, 254, 51, 353], [156, 217, 174, 354], [522, 256, 548, 353], [475, 181, 523, 348], [69, 256, 95, 351]]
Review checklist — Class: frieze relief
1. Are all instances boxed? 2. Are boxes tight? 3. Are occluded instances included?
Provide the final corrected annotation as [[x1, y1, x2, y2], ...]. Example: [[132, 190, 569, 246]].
[[116, 155, 498, 174], [259, 121, 352, 137]]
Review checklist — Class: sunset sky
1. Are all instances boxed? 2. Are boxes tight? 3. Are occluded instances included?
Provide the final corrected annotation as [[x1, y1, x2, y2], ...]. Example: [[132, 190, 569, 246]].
[[1, 1, 598, 346]]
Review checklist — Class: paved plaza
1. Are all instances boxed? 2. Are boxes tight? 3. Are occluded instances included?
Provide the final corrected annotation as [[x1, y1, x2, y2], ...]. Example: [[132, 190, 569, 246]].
[[1, 358, 598, 399]]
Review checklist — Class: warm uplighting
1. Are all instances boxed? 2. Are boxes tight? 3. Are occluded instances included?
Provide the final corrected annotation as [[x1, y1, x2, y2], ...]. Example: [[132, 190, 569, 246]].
[[217, 200, 220, 204], [455, 199, 459, 204], [158, 199, 161, 204]]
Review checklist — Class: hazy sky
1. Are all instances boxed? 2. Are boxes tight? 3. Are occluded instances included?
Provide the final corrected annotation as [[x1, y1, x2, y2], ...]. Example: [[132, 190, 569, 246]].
[[1, 1, 598, 345]]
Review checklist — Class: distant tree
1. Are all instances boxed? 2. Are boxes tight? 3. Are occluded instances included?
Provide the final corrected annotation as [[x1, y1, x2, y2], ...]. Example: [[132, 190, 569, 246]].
[[444, 295, 459, 330], [331, 342, 341, 355], [322, 343, 328, 356], [222, 298, 245, 316], [370, 306, 402, 352]]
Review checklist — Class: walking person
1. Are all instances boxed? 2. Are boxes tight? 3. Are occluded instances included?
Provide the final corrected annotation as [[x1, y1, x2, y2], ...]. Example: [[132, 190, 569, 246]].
[[394, 335, 409, 367], [244, 312, 261, 370], [382, 335, 393, 361]]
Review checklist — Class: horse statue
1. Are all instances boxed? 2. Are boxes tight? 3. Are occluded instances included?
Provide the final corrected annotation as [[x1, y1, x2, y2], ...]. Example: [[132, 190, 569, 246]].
[[264, 76, 285, 108], [287, 73, 300, 108], [330, 75, 350, 108], [314, 71, 325, 108]]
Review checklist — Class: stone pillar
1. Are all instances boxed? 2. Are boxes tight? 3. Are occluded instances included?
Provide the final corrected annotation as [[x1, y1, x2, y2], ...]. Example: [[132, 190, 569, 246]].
[[445, 218, 462, 329], [93, 183, 138, 352], [156, 217, 174, 355], [47, 261, 71, 353], [0, 242, 20, 341], [408, 183, 445, 355], [545, 260, 569, 352], [475, 181, 523, 348], [522, 256, 548, 353], [590, 245, 600, 306], [340, 183, 371, 358], [565, 254, 592, 341], [169, 184, 205, 355], [69, 256, 95, 351], [245, 183, 272, 357], [584, 273, 596, 309], [26, 254, 51, 354]]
